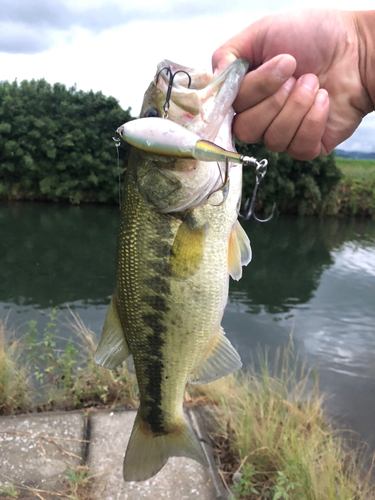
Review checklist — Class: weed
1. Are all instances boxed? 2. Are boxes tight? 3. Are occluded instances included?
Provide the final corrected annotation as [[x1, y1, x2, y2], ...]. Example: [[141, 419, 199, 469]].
[[201, 344, 375, 500], [64, 466, 95, 500], [0, 320, 30, 415], [25, 308, 65, 385], [233, 464, 260, 498], [0, 481, 19, 498], [1, 309, 138, 414], [270, 472, 300, 500]]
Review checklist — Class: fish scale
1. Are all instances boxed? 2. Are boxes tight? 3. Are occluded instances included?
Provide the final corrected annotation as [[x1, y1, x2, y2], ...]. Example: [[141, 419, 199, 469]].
[[94, 58, 251, 481]]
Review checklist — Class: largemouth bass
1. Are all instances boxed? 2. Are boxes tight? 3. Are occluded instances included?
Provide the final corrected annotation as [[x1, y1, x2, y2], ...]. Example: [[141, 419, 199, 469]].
[[94, 59, 251, 481]]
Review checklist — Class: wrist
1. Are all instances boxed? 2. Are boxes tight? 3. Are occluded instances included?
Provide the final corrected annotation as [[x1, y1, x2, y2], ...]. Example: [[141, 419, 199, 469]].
[[353, 10, 375, 111]]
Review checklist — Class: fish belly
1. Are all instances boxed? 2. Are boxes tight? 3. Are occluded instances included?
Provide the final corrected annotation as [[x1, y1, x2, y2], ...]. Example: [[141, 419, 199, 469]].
[[97, 158, 244, 481], [116, 166, 230, 432]]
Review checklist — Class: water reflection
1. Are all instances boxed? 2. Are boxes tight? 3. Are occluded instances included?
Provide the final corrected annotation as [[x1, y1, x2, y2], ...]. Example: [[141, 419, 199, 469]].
[[0, 202, 118, 308], [231, 217, 375, 314], [0, 203, 374, 445], [227, 216, 375, 445]]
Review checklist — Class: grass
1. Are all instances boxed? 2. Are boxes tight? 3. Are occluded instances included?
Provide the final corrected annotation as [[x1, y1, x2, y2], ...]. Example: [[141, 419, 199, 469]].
[[0, 465, 97, 499], [1, 315, 375, 498], [0, 309, 138, 415], [0, 481, 19, 498], [63, 465, 96, 500], [336, 158, 375, 183], [198, 344, 375, 500], [320, 158, 375, 217], [0, 319, 31, 415]]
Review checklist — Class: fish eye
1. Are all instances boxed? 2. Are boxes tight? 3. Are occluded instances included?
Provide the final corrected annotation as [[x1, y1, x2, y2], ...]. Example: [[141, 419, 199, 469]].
[[143, 108, 159, 118]]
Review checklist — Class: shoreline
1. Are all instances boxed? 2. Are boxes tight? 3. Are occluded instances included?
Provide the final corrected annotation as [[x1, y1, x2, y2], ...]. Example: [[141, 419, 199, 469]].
[[1, 315, 375, 499], [0, 177, 374, 218]]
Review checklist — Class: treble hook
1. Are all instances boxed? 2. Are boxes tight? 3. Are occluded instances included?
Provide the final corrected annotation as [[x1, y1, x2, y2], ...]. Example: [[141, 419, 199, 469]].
[[155, 66, 192, 118], [241, 160, 276, 222]]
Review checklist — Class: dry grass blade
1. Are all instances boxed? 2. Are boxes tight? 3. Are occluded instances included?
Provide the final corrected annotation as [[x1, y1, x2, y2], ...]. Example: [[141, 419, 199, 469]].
[[64, 307, 97, 355], [197, 344, 375, 500], [0, 319, 31, 416]]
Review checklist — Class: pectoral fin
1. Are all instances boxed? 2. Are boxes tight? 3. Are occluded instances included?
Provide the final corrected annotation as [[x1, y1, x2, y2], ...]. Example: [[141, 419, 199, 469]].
[[228, 220, 251, 281], [170, 215, 208, 278], [188, 327, 242, 384], [94, 292, 131, 369]]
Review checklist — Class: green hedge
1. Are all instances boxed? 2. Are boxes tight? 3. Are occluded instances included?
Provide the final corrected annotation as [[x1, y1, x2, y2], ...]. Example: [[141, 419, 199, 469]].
[[0, 79, 132, 203], [0, 79, 342, 212], [237, 141, 341, 216]]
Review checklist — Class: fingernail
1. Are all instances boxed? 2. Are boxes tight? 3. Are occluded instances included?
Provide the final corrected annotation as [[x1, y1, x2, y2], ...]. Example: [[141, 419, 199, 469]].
[[300, 74, 319, 91], [275, 56, 296, 80], [314, 88, 328, 106]]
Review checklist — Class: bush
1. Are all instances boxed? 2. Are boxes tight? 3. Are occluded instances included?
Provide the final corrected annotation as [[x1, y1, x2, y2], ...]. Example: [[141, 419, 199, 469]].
[[237, 141, 342, 216], [0, 79, 343, 214], [0, 79, 132, 203]]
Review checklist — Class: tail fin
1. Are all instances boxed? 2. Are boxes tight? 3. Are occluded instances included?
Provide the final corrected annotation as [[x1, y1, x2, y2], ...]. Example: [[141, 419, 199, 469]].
[[123, 412, 208, 481]]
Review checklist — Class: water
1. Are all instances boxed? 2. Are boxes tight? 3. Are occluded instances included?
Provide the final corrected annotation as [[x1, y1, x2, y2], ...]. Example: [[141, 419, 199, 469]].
[[1, 202, 374, 445]]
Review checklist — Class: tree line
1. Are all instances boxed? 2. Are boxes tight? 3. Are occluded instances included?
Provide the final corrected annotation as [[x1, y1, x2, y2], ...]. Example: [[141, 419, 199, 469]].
[[0, 79, 341, 213], [0, 79, 131, 203]]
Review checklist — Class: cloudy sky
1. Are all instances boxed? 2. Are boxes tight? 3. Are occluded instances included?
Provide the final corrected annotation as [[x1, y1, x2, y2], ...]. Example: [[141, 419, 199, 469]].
[[1, 0, 374, 152]]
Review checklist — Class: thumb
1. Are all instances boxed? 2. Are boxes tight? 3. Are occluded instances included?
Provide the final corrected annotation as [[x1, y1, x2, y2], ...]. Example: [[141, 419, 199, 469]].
[[212, 47, 239, 75], [212, 19, 265, 74]]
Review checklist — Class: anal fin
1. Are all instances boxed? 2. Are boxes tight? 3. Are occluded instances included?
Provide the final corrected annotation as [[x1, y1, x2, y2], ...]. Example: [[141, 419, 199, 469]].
[[94, 292, 130, 369], [188, 327, 242, 385]]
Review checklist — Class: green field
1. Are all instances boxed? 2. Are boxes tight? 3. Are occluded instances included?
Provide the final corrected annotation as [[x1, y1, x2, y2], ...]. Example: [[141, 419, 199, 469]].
[[336, 158, 375, 183]]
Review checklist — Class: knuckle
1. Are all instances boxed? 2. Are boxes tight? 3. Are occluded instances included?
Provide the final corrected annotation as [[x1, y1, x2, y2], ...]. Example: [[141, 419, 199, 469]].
[[234, 127, 262, 145], [290, 89, 315, 112], [264, 127, 286, 152], [233, 117, 263, 144], [268, 92, 286, 114], [302, 112, 324, 130], [288, 142, 320, 161]]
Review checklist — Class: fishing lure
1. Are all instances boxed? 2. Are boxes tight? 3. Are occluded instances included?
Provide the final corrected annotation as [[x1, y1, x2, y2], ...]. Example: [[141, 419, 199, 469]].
[[117, 117, 275, 221]]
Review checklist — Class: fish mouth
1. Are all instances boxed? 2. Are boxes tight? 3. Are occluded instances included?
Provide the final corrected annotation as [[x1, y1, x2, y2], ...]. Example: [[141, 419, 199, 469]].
[[143, 58, 249, 143]]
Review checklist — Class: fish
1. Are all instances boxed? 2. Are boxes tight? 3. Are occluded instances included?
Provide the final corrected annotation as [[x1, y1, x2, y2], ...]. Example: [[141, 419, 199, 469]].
[[94, 58, 251, 482]]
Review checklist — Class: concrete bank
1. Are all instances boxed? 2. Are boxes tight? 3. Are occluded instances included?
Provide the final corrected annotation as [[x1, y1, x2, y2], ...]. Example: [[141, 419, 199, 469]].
[[0, 408, 227, 500]]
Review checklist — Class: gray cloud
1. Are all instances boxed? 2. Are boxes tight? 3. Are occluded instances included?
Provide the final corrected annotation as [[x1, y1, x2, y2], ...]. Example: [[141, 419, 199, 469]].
[[0, 0, 262, 54], [0, 22, 53, 54], [339, 113, 375, 153]]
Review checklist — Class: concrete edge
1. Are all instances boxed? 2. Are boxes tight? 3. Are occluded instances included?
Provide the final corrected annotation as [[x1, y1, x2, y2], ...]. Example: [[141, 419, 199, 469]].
[[0, 409, 88, 421], [0, 407, 228, 498], [187, 407, 228, 500]]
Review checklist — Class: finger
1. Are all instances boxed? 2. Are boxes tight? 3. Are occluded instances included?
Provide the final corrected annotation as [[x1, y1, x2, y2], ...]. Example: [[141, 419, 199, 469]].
[[287, 89, 330, 160], [212, 47, 239, 75], [234, 54, 296, 112], [264, 74, 320, 152], [233, 77, 296, 143], [212, 22, 261, 73]]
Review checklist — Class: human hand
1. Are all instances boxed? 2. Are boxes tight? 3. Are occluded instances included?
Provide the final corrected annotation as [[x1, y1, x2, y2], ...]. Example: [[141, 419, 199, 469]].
[[212, 10, 375, 160]]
